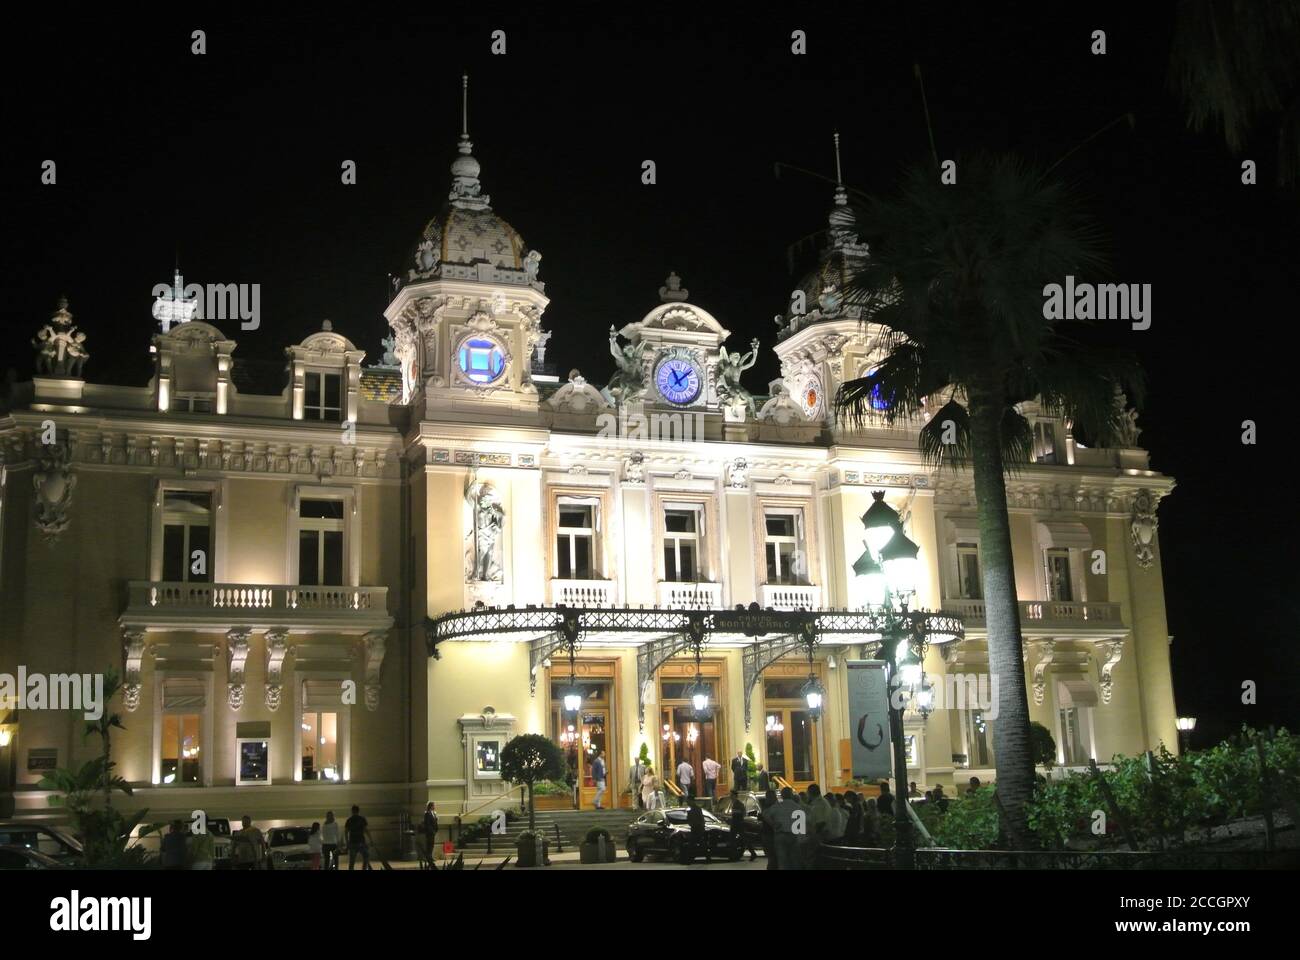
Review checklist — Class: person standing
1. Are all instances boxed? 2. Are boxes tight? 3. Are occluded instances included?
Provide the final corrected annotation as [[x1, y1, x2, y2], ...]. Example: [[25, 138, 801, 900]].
[[160, 819, 188, 870], [877, 781, 895, 817], [805, 783, 832, 868], [762, 787, 803, 871], [731, 750, 749, 792], [307, 822, 323, 870], [345, 804, 373, 871], [685, 797, 709, 863], [642, 767, 660, 810], [728, 790, 758, 862], [756, 763, 770, 793], [758, 788, 778, 869], [421, 802, 439, 866], [702, 756, 721, 800], [321, 810, 340, 870], [232, 815, 265, 871], [630, 755, 647, 809], [676, 757, 695, 799], [592, 750, 608, 809], [187, 822, 214, 871]]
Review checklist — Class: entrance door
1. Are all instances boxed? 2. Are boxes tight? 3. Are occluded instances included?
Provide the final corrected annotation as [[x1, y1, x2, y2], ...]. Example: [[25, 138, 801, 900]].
[[763, 705, 820, 791], [578, 709, 611, 809], [549, 675, 616, 810], [660, 706, 719, 798]]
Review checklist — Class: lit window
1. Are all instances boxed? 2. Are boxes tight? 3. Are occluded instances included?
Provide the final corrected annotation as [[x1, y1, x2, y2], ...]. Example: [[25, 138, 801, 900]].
[[664, 507, 701, 582], [299, 499, 345, 585], [956, 544, 982, 599], [1045, 549, 1073, 602], [764, 511, 807, 584], [162, 491, 212, 583], [457, 337, 505, 384], [304, 371, 342, 421], [301, 711, 339, 781], [161, 713, 201, 785], [556, 502, 596, 579]]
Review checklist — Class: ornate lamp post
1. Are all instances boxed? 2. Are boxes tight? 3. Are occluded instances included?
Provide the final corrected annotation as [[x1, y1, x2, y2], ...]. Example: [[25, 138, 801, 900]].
[[1176, 716, 1197, 754], [854, 491, 962, 869]]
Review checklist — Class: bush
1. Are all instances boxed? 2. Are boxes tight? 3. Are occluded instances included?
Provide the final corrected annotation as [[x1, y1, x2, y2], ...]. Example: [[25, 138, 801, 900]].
[[929, 786, 1000, 850]]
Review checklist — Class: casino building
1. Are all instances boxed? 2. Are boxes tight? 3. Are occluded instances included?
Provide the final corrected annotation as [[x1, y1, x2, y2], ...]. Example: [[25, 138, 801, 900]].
[[0, 116, 1179, 836]]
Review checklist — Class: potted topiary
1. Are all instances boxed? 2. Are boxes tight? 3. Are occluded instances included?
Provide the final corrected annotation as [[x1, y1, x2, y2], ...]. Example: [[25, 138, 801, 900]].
[[500, 733, 566, 831], [579, 826, 616, 864], [515, 829, 545, 868]]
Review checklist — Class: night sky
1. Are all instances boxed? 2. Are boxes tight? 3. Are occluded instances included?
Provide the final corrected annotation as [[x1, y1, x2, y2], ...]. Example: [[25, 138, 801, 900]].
[[2, 6, 1296, 745]]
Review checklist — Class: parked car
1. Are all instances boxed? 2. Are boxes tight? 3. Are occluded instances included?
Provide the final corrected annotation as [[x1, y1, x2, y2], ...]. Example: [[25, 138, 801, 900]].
[[205, 817, 233, 869], [625, 808, 742, 864], [266, 826, 315, 870], [0, 844, 68, 870], [712, 791, 764, 845], [0, 821, 84, 864]]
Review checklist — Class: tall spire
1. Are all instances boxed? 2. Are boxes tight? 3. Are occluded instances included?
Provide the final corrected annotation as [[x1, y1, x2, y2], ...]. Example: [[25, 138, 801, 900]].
[[832, 130, 848, 207], [449, 72, 488, 209]]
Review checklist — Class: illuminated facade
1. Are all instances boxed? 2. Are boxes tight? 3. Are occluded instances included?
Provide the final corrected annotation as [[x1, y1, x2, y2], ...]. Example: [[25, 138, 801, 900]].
[[0, 124, 1178, 833]]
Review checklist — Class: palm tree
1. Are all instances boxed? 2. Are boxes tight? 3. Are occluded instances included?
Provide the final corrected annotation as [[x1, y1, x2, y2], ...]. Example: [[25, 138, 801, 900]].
[[834, 153, 1142, 848], [1168, 0, 1300, 186]]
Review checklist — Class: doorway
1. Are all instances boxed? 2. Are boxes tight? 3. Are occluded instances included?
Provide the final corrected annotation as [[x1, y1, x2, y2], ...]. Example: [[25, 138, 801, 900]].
[[547, 663, 621, 811], [656, 660, 727, 800], [762, 674, 822, 791]]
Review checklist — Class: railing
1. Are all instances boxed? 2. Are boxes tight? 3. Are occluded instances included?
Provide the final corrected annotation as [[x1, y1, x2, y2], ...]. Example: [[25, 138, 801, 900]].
[[129, 581, 388, 614], [760, 583, 822, 611], [657, 581, 723, 609], [550, 578, 616, 607], [942, 598, 1123, 631]]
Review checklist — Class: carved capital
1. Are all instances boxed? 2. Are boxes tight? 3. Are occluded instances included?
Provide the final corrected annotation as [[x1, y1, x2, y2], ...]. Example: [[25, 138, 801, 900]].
[[264, 628, 291, 712], [1031, 640, 1057, 707], [121, 629, 147, 713], [360, 631, 387, 712], [1098, 639, 1125, 705], [226, 628, 252, 710]]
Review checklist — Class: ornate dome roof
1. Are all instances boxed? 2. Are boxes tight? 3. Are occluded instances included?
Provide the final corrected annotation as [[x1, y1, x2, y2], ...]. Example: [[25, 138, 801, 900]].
[[778, 186, 870, 338], [416, 205, 527, 272]]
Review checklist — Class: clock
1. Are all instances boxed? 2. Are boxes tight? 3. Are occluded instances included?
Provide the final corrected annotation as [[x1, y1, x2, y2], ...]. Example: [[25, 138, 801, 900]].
[[797, 375, 824, 419], [654, 356, 703, 405]]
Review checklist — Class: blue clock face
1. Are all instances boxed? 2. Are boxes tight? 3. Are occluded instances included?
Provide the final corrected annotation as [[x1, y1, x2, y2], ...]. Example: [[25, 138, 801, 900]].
[[655, 357, 702, 405]]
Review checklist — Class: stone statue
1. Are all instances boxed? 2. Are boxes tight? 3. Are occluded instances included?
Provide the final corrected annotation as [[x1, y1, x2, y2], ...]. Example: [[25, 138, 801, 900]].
[[32, 297, 89, 378], [605, 327, 649, 405], [715, 338, 761, 418], [524, 249, 542, 282], [33, 441, 76, 542], [465, 479, 505, 582], [1114, 387, 1142, 447], [413, 238, 438, 276], [659, 271, 689, 303]]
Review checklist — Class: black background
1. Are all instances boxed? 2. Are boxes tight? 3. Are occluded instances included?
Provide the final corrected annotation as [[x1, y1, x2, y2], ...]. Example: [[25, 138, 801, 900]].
[[2, 5, 1296, 743]]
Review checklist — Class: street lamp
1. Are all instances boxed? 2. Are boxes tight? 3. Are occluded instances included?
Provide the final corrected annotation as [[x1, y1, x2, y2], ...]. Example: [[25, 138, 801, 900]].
[[851, 490, 962, 869], [1176, 716, 1197, 754]]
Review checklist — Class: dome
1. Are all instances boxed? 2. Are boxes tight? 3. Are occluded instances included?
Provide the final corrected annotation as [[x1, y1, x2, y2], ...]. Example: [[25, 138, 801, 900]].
[[416, 206, 526, 272]]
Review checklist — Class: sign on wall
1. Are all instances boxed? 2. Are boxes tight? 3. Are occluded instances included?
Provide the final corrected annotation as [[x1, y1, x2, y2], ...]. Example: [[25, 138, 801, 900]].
[[846, 661, 891, 782]]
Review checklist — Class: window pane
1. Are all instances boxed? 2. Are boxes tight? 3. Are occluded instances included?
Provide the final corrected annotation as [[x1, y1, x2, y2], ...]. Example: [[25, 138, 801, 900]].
[[679, 543, 696, 581], [163, 525, 185, 581], [188, 525, 211, 582], [323, 531, 344, 584], [664, 545, 678, 581], [573, 536, 592, 579], [764, 679, 805, 700], [559, 507, 591, 528], [776, 542, 796, 582], [301, 499, 344, 520], [665, 510, 695, 533], [181, 715, 200, 783], [765, 514, 795, 537], [765, 543, 778, 581], [319, 713, 338, 780], [790, 711, 814, 781], [299, 532, 320, 585], [557, 536, 573, 578], [305, 373, 321, 411], [323, 374, 341, 410], [766, 722, 786, 777]]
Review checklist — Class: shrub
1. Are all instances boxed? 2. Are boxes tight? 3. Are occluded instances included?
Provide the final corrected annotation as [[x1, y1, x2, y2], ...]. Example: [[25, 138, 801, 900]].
[[929, 787, 1000, 850]]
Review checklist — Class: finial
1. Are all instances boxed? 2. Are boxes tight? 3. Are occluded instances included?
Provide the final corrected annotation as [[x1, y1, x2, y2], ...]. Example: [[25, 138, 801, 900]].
[[833, 130, 843, 186], [322, 319, 333, 332], [462, 72, 469, 138], [659, 271, 688, 303]]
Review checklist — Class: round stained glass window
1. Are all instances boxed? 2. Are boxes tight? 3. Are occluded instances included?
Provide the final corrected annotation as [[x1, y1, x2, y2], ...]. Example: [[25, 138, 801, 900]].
[[457, 337, 505, 384]]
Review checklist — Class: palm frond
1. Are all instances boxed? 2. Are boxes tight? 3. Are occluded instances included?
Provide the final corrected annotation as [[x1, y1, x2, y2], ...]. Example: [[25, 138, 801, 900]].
[[919, 400, 971, 468]]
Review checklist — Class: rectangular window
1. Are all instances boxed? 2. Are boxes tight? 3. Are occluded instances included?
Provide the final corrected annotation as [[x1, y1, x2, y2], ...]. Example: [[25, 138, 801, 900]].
[[299, 499, 345, 585], [161, 713, 201, 785], [237, 739, 270, 785], [764, 511, 806, 584], [1045, 549, 1073, 602], [663, 507, 701, 582], [967, 709, 991, 766], [162, 491, 212, 582], [789, 710, 815, 781], [1033, 421, 1057, 464], [556, 503, 596, 579], [300, 711, 339, 781], [1059, 706, 1089, 765], [956, 544, 982, 599], [303, 371, 342, 421]]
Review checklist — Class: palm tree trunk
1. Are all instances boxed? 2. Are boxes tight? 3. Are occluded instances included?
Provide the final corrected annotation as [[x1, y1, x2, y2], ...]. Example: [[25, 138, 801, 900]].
[[968, 393, 1037, 849]]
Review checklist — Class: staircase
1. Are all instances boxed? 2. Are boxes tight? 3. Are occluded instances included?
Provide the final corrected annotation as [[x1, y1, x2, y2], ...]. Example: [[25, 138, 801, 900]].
[[457, 808, 638, 858]]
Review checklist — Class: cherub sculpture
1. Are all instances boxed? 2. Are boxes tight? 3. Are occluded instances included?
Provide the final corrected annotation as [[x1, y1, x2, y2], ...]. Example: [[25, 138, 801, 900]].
[[715, 338, 762, 418]]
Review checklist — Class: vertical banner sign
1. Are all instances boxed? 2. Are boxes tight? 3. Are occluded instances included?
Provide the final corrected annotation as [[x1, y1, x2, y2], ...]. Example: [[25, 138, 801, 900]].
[[847, 660, 892, 781]]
